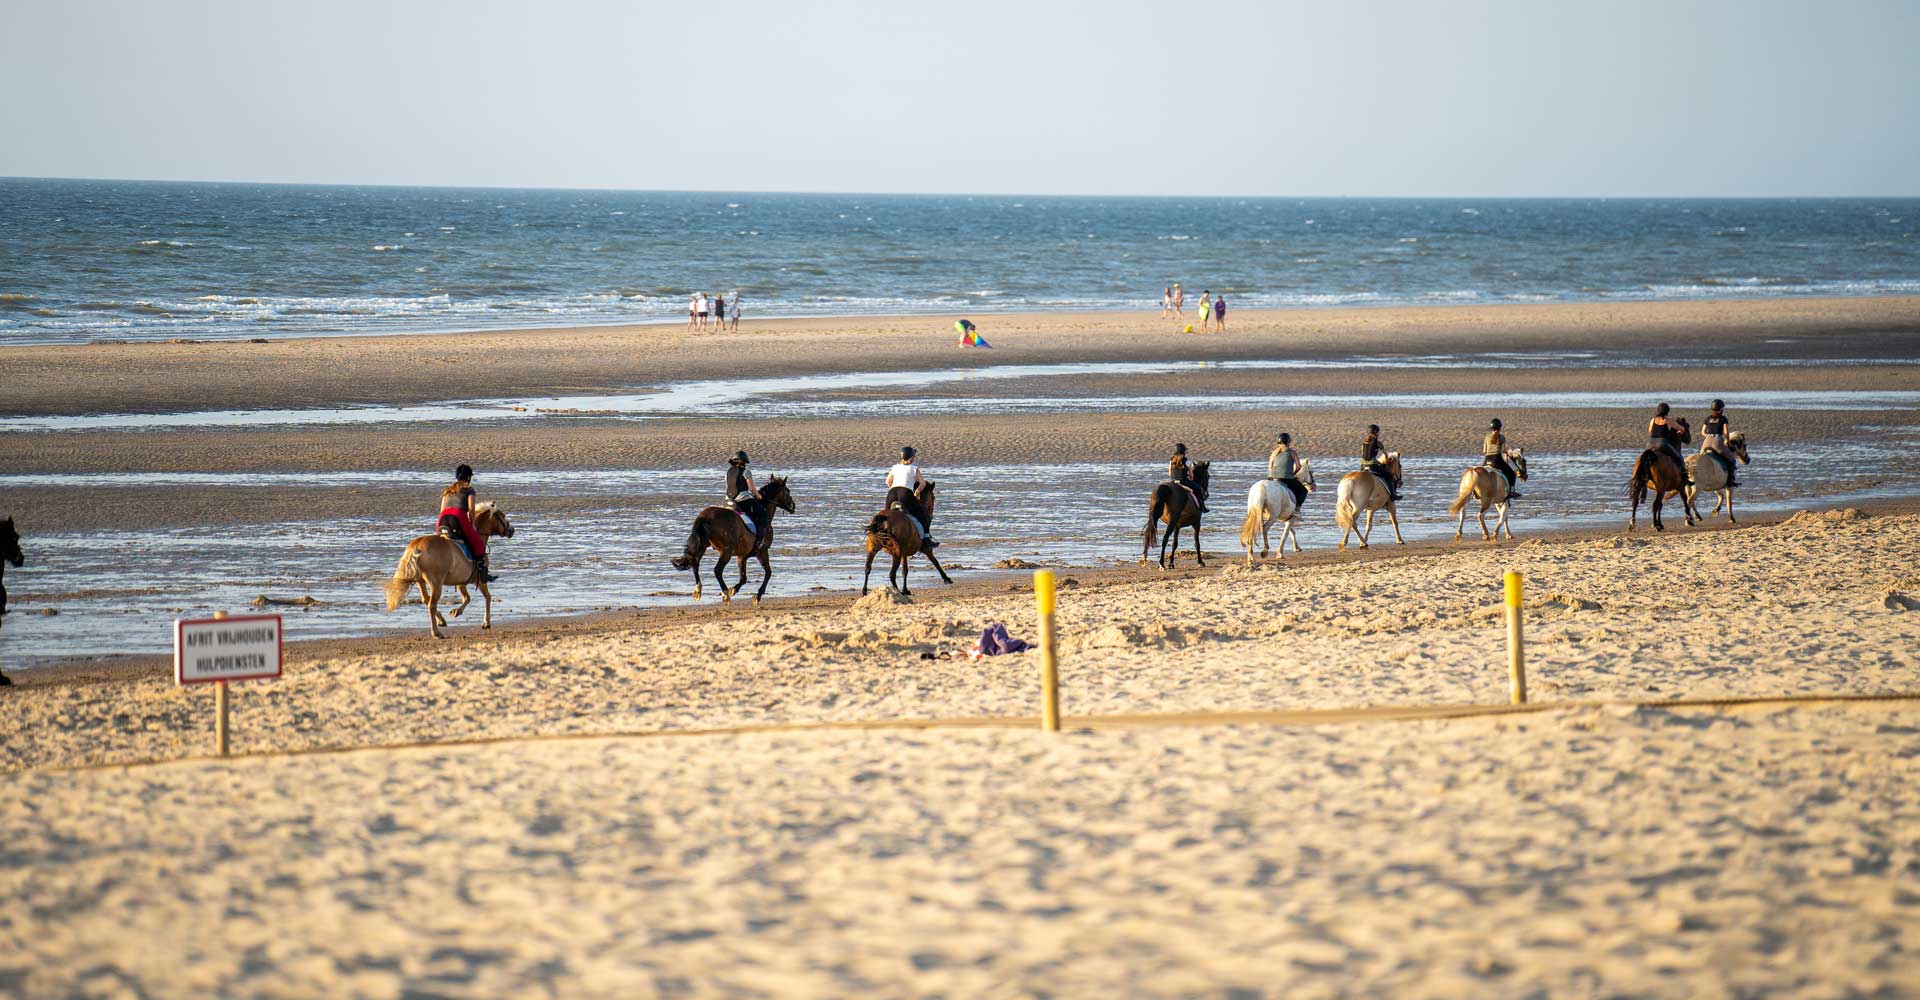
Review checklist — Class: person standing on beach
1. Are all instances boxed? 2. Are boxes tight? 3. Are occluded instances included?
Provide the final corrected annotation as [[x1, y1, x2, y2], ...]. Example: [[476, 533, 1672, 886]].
[[1173, 283, 1185, 318], [1213, 294, 1228, 331], [727, 291, 741, 331], [1161, 287, 1173, 318], [687, 293, 700, 330], [1197, 291, 1213, 332]]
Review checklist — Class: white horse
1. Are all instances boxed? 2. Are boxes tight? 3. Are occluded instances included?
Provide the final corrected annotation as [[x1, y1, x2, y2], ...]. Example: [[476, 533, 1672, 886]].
[[1448, 449, 1529, 542], [1685, 432, 1751, 522], [1335, 454, 1406, 551], [1239, 458, 1317, 564]]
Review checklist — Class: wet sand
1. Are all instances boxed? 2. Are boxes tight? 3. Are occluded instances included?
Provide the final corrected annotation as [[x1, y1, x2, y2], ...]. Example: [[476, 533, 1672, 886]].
[[3, 507, 1919, 995]]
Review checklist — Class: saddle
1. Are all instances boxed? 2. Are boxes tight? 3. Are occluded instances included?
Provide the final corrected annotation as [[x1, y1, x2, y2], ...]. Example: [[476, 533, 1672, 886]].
[[438, 527, 476, 563], [735, 510, 758, 537], [1482, 459, 1513, 490]]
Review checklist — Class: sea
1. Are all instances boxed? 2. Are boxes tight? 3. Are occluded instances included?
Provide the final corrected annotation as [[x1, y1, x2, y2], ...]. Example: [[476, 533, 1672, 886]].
[[1, 177, 1917, 345]]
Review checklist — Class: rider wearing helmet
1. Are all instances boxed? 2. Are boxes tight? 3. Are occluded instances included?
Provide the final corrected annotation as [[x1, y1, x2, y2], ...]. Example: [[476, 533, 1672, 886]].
[[1483, 418, 1522, 499], [437, 463, 498, 582], [1700, 399, 1740, 488], [725, 451, 769, 545], [1360, 424, 1402, 502], [1648, 403, 1688, 475], [1169, 443, 1209, 513], [886, 446, 939, 548], [1267, 433, 1308, 507]]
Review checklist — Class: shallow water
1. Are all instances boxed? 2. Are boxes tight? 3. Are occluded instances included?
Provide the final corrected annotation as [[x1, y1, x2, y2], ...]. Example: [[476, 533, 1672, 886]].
[[4, 434, 1917, 666]]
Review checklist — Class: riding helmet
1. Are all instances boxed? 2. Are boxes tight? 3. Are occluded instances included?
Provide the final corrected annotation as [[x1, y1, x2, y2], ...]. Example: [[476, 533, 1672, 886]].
[[1173, 443, 1188, 455], [901, 446, 916, 461], [1711, 399, 1725, 412], [455, 463, 474, 481], [1489, 418, 1502, 430], [1656, 403, 1671, 416], [731, 451, 749, 465], [1278, 432, 1291, 445], [1366, 424, 1379, 435]]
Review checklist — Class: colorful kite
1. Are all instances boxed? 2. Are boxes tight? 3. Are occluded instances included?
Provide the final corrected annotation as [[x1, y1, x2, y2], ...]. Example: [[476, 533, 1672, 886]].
[[955, 318, 991, 348]]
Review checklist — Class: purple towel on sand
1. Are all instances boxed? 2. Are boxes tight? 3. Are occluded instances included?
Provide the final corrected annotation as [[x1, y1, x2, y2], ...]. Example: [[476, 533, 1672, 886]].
[[975, 622, 1031, 657]]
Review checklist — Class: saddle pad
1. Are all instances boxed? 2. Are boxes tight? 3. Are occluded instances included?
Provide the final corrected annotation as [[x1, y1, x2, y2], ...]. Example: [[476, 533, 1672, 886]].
[[736, 511, 757, 537]]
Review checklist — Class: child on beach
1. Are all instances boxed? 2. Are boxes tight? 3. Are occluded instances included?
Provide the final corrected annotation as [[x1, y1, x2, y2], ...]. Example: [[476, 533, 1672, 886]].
[[1213, 295, 1227, 330]]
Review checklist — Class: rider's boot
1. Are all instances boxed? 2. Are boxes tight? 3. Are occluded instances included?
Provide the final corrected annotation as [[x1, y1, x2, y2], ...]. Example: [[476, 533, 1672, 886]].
[[475, 555, 500, 583], [920, 520, 939, 548]]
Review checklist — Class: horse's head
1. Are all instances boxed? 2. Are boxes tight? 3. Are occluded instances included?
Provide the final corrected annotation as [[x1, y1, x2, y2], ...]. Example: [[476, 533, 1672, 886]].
[[0, 517, 18, 568], [1298, 457, 1317, 492], [1191, 460, 1211, 494], [763, 476, 796, 514], [1509, 449, 1528, 481], [474, 503, 515, 539], [1384, 452, 1404, 483], [918, 479, 937, 514], [1728, 432, 1750, 465]]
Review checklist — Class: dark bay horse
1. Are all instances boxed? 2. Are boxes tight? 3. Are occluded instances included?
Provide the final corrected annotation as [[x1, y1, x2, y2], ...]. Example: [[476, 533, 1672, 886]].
[[1629, 418, 1698, 531], [1141, 460, 1211, 569], [863, 480, 953, 595], [671, 476, 795, 605], [0, 517, 19, 686]]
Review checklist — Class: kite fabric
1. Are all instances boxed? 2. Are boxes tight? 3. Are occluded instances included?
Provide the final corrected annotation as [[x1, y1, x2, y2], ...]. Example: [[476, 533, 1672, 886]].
[[955, 318, 991, 348]]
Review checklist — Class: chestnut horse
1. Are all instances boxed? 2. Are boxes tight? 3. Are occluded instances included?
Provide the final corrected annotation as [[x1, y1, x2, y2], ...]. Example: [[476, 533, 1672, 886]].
[[862, 480, 953, 595], [670, 475, 796, 605], [0, 517, 20, 686], [383, 503, 516, 639], [1629, 418, 1698, 531], [1335, 454, 1406, 550], [1141, 460, 1211, 569], [1448, 449, 1529, 542]]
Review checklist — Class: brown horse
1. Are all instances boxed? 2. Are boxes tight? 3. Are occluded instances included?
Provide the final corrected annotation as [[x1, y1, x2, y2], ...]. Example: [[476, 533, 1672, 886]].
[[670, 476, 795, 605], [863, 480, 953, 595], [1141, 460, 1211, 569], [383, 504, 516, 639], [0, 517, 20, 686], [1448, 449, 1529, 542], [1629, 419, 1698, 531]]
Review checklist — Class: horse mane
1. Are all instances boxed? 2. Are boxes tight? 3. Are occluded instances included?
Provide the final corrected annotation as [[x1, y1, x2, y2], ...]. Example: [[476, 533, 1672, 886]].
[[1728, 431, 1745, 442]]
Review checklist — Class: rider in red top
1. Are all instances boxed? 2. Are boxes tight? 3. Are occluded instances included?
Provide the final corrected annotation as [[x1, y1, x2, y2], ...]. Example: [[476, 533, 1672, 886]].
[[438, 464, 498, 581]]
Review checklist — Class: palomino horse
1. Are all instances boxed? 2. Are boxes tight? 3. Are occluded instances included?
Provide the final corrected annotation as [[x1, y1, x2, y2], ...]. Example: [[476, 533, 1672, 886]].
[[1629, 419, 1697, 531], [1686, 432, 1751, 522], [1239, 459, 1317, 564], [863, 480, 953, 595], [383, 503, 516, 639], [1335, 455, 1405, 550], [0, 517, 20, 686], [670, 476, 796, 605], [1141, 460, 1211, 569], [1448, 449, 1529, 542]]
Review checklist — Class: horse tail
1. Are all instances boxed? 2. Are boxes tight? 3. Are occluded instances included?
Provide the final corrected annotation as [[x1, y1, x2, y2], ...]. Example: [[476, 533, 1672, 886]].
[[865, 512, 889, 536], [1239, 486, 1266, 549], [1144, 486, 1166, 549], [1335, 478, 1358, 531], [1629, 450, 1655, 504], [670, 518, 709, 571], [1447, 470, 1476, 517], [384, 542, 421, 612]]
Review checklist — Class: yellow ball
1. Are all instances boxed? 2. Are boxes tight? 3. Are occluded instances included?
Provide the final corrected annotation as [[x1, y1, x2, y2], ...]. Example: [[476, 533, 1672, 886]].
[[1183, 324, 1194, 334]]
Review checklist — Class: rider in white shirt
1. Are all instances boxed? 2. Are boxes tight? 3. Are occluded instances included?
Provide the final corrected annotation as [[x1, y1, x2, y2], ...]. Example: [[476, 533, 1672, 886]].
[[885, 446, 938, 548]]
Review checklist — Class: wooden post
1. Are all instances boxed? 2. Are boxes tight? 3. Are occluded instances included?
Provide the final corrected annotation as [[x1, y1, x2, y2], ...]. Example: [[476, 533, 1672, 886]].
[[1504, 572, 1526, 705], [1034, 570, 1060, 732], [212, 610, 230, 756]]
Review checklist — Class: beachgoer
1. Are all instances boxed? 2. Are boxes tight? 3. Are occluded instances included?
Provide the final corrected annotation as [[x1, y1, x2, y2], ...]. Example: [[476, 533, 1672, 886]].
[[1169, 443, 1209, 513], [687, 293, 700, 330], [696, 292, 710, 329], [1197, 291, 1213, 332], [1483, 418, 1521, 498], [1213, 294, 1227, 330], [1161, 286, 1173, 318], [1361, 424, 1402, 502], [1173, 283, 1185, 318], [1267, 433, 1307, 507], [1700, 399, 1739, 487], [886, 447, 938, 547], [437, 463, 498, 581], [727, 291, 741, 331]]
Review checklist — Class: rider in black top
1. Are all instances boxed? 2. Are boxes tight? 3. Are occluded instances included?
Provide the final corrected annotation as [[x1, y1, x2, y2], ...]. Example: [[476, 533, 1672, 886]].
[[1700, 399, 1739, 487], [1169, 443, 1209, 513], [1484, 418, 1521, 499], [1361, 425, 1402, 502], [724, 451, 768, 545]]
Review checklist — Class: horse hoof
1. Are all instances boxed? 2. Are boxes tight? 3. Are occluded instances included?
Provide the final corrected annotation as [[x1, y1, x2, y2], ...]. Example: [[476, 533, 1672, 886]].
[[481, 622, 491, 630]]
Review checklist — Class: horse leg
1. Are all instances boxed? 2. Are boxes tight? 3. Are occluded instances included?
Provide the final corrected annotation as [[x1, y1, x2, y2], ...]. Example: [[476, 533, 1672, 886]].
[[1387, 503, 1405, 544], [1682, 486, 1702, 526], [1191, 522, 1204, 567], [731, 554, 748, 597], [1652, 491, 1665, 532], [900, 554, 912, 596], [478, 581, 492, 629], [1453, 500, 1467, 542], [449, 583, 472, 619], [426, 579, 445, 639], [1498, 502, 1514, 541], [924, 548, 954, 584], [1725, 488, 1736, 524], [712, 555, 731, 604], [1478, 501, 1492, 541], [753, 549, 772, 606], [1161, 518, 1178, 569], [862, 546, 878, 595], [889, 553, 904, 594], [691, 549, 705, 601], [415, 578, 432, 609], [1360, 508, 1374, 548]]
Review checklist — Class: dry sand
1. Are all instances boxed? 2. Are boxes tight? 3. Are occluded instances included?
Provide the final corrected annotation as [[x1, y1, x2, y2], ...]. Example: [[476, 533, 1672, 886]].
[[4, 507, 1919, 995]]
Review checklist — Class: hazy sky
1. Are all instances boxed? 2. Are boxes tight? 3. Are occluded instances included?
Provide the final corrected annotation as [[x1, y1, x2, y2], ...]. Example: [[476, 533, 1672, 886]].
[[3, 0, 1915, 196]]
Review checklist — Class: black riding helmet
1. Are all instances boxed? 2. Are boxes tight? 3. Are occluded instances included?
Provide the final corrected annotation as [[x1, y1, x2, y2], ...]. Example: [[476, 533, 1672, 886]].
[[455, 463, 474, 481], [1711, 399, 1725, 412], [1277, 432, 1291, 445], [900, 446, 916, 461], [1656, 403, 1671, 416], [730, 451, 749, 465], [1366, 424, 1379, 435], [1489, 418, 1502, 430], [1173, 443, 1188, 456]]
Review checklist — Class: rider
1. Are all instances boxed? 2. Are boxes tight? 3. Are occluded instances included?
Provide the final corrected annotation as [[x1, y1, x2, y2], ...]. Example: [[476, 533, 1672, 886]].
[[1169, 443, 1209, 513], [1699, 399, 1740, 488], [1266, 433, 1308, 508], [724, 451, 769, 546], [1648, 402, 1688, 479], [437, 464, 498, 582], [1361, 424, 1402, 502], [1483, 418, 1522, 499], [886, 446, 939, 548]]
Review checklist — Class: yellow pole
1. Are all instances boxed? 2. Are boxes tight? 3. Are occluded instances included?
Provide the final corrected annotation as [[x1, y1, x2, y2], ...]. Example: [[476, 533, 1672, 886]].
[[1035, 570, 1060, 732], [1504, 572, 1526, 705], [212, 610, 230, 757]]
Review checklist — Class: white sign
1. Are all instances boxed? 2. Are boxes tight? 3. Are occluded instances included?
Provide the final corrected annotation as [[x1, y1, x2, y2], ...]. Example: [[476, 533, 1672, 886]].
[[174, 614, 283, 685]]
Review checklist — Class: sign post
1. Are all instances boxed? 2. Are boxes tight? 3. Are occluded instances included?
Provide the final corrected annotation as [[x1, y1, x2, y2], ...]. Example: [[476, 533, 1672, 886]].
[[1504, 572, 1526, 705], [175, 611, 283, 757], [1034, 570, 1061, 732]]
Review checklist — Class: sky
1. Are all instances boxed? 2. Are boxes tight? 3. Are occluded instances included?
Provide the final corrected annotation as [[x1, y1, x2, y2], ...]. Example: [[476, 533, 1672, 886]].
[[2, 0, 1915, 197]]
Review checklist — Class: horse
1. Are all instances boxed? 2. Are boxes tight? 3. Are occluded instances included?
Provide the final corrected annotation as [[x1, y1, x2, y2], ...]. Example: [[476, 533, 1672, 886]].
[[1239, 459, 1317, 564], [1141, 460, 1211, 569], [383, 503, 516, 639], [1335, 454, 1406, 550], [670, 475, 796, 605], [863, 480, 954, 595], [1629, 419, 1698, 531], [0, 517, 20, 687], [1448, 449, 1530, 542], [1686, 432, 1751, 522]]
